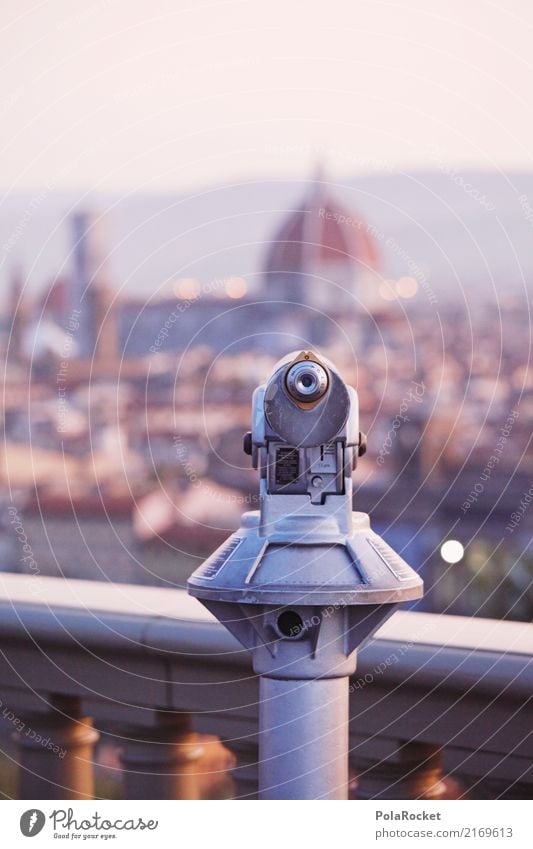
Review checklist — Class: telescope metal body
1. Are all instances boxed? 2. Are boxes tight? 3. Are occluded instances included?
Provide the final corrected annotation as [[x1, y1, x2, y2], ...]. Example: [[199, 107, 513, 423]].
[[188, 351, 423, 799]]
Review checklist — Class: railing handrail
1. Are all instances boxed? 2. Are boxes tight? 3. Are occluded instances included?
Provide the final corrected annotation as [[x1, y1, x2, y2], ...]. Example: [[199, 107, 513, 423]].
[[0, 572, 531, 695], [0, 572, 531, 799]]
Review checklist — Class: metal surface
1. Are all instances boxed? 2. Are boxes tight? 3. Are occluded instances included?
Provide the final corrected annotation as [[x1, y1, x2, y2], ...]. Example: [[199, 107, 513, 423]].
[[264, 354, 351, 448], [259, 676, 348, 799], [188, 510, 422, 605]]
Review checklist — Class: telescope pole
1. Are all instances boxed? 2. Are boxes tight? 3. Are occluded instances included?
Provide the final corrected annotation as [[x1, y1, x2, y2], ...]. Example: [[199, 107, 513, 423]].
[[258, 674, 349, 800]]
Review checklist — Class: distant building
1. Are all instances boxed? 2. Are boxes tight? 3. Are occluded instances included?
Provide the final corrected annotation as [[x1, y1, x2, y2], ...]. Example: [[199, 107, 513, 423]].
[[26, 171, 382, 363], [71, 212, 118, 362], [118, 170, 381, 355], [6, 266, 27, 362], [263, 169, 380, 312], [41, 276, 69, 325]]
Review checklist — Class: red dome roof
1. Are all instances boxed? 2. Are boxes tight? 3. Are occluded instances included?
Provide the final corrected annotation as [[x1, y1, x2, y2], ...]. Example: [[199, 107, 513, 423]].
[[265, 182, 380, 274]]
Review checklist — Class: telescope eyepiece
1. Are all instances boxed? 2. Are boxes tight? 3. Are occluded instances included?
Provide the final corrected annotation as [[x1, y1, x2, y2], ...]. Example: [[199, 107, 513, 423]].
[[264, 350, 350, 448], [285, 360, 329, 403]]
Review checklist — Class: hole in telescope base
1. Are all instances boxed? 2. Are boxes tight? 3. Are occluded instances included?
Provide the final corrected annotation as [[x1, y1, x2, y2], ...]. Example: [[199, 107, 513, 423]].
[[277, 610, 304, 639]]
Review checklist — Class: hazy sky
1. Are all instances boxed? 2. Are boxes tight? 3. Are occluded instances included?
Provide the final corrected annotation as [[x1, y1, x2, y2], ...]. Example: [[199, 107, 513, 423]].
[[2, 0, 533, 192]]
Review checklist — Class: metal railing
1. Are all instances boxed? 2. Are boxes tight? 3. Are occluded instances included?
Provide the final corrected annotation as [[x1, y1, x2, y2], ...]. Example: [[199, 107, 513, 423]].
[[0, 573, 531, 799]]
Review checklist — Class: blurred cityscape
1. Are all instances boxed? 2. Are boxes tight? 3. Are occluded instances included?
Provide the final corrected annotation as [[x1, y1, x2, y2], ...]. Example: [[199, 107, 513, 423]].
[[1, 170, 531, 621]]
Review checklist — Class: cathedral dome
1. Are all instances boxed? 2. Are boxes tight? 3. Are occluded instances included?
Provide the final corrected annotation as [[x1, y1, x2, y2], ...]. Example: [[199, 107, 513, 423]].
[[264, 180, 380, 276]]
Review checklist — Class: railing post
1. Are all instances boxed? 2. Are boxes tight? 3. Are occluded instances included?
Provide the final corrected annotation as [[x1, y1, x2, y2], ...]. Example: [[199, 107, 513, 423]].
[[14, 697, 99, 800], [351, 740, 463, 799], [223, 737, 259, 799], [119, 713, 204, 799]]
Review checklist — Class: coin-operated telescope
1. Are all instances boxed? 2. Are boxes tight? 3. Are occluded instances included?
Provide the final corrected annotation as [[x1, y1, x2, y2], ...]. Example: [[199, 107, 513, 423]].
[[188, 350, 423, 799]]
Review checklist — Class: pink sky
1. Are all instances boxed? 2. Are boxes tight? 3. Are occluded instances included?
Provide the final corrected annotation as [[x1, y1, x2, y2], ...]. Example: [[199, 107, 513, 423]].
[[1, 0, 533, 192]]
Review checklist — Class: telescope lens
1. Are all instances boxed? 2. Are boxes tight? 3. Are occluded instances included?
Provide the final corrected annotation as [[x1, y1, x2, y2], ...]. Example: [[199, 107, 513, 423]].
[[286, 360, 329, 403]]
